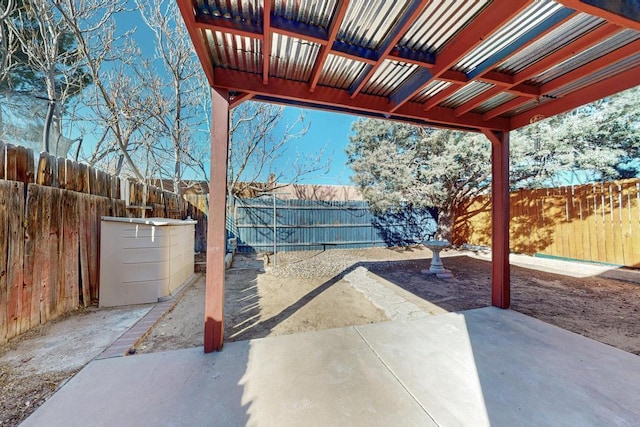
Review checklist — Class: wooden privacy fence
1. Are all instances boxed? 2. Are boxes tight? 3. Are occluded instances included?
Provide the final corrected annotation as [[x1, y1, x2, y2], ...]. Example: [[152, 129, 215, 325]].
[[454, 179, 640, 267], [0, 143, 207, 344]]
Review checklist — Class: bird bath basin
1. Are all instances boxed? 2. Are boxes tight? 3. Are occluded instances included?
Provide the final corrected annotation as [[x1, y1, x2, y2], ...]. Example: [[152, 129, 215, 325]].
[[422, 240, 453, 279]]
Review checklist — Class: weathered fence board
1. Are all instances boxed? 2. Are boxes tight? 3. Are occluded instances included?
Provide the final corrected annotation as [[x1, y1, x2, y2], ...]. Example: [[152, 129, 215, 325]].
[[6, 181, 25, 339], [0, 181, 10, 341], [0, 142, 5, 180], [79, 196, 91, 307], [23, 185, 37, 332], [185, 194, 208, 252], [0, 147, 209, 344]]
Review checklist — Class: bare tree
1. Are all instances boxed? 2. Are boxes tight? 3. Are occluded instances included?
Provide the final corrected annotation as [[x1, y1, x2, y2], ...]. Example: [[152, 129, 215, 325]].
[[2, 0, 89, 155], [134, 0, 208, 195], [52, 0, 146, 179], [228, 102, 331, 198]]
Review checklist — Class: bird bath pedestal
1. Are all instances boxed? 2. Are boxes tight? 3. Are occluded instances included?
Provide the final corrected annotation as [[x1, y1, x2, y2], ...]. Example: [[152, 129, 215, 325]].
[[422, 240, 453, 279]]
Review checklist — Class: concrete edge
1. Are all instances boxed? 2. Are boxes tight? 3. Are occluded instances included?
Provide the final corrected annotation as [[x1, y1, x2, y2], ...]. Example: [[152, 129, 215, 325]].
[[95, 273, 202, 360]]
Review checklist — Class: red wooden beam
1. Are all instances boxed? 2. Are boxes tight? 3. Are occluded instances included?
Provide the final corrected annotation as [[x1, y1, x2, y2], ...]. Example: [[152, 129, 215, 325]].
[[478, 71, 514, 87], [510, 66, 640, 129], [272, 27, 327, 46], [205, 88, 230, 353], [387, 51, 434, 68], [439, 70, 467, 84], [512, 23, 620, 86], [309, 0, 351, 92], [507, 84, 540, 98], [455, 86, 504, 117], [177, 0, 216, 87], [213, 68, 510, 131], [423, 83, 462, 112], [229, 92, 254, 109], [483, 129, 510, 309], [262, 1, 272, 85], [194, 14, 264, 40], [478, 23, 621, 120], [540, 38, 640, 94], [350, 0, 431, 99], [455, 83, 540, 117], [391, 0, 532, 112], [453, 8, 578, 117], [558, 0, 640, 31], [483, 96, 530, 120]]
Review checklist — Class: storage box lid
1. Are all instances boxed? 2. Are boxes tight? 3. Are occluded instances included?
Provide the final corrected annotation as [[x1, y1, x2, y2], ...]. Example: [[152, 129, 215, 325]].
[[101, 216, 198, 226]]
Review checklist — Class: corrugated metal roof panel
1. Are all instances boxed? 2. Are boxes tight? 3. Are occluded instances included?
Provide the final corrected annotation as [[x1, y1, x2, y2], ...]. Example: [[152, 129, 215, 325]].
[[412, 80, 452, 103], [454, 0, 564, 73], [528, 30, 640, 85], [503, 97, 552, 118], [273, 0, 337, 29], [270, 33, 320, 82], [399, 0, 490, 54], [337, 0, 409, 50], [318, 54, 368, 89], [361, 60, 418, 97], [496, 13, 605, 74], [547, 53, 640, 98], [471, 92, 519, 114], [207, 30, 261, 73], [196, 0, 262, 22], [439, 81, 494, 108]]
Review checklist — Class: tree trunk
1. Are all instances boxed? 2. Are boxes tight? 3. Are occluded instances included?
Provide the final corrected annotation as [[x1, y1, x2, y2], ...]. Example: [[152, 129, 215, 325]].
[[435, 206, 454, 243]]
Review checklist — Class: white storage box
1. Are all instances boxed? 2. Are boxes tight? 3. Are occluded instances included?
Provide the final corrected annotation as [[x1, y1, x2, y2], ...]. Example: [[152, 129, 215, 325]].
[[99, 216, 197, 307]]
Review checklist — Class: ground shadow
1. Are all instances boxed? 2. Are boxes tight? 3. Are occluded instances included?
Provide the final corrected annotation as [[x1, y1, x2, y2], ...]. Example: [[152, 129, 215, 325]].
[[372, 206, 437, 246], [365, 254, 640, 355]]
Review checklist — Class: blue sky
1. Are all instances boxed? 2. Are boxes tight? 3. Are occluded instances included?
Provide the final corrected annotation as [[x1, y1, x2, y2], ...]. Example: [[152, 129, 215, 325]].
[[117, 5, 360, 186], [274, 107, 360, 185]]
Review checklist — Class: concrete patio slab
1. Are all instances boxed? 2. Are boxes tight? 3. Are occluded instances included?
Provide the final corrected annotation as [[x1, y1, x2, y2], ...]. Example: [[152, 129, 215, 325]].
[[356, 307, 640, 426], [22, 307, 640, 427]]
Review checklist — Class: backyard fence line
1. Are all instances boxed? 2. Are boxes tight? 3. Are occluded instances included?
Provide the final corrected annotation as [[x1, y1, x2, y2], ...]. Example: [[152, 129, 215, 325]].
[[232, 198, 437, 253], [0, 142, 207, 344], [454, 178, 640, 267]]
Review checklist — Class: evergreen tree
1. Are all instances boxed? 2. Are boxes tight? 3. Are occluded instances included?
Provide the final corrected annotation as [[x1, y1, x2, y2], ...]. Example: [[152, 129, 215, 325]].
[[346, 87, 640, 241]]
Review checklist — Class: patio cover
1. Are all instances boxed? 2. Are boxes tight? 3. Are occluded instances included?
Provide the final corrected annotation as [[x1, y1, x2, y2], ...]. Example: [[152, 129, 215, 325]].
[[176, 0, 640, 352]]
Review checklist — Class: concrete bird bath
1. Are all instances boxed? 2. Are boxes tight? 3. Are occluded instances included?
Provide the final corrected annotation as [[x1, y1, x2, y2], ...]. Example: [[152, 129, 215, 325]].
[[422, 240, 453, 279]]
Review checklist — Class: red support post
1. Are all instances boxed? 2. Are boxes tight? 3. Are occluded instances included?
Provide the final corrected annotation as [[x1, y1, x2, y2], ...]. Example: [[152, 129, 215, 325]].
[[483, 129, 510, 309], [205, 88, 230, 352]]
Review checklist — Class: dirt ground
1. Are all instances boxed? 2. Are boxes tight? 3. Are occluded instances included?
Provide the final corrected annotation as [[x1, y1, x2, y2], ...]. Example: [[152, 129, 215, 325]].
[[0, 305, 151, 426], [139, 247, 640, 356], [3, 247, 640, 426]]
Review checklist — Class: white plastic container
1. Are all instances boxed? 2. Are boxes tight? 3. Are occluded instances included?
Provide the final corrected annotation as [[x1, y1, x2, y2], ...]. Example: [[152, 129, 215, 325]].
[[99, 216, 196, 307]]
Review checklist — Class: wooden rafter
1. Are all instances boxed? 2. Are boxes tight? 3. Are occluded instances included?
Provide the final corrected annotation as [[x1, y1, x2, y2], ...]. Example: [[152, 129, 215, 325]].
[[309, 0, 351, 92], [483, 96, 531, 120], [423, 84, 463, 112], [229, 92, 254, 109], [558, 0, 640, 31], [213, 68, 509, 131], [540, 38, 640, 94], [262, 1, 271, 85], [452, 8, 579, 117], [390, 0, 532, 112], [176, 0, 216, 87], [481, 23, 621, 120], [349, 0, 431, 99], [510, 66, 640, 129]]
